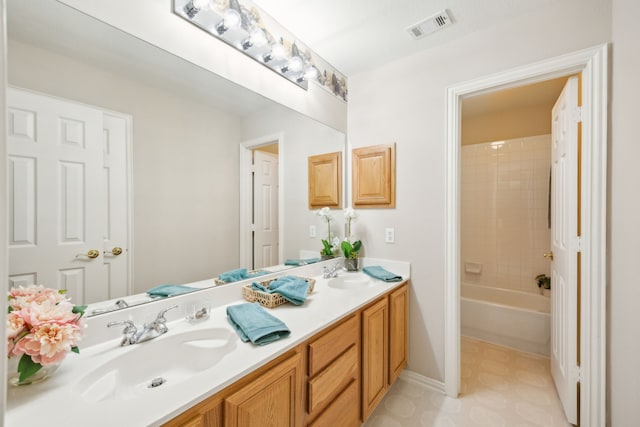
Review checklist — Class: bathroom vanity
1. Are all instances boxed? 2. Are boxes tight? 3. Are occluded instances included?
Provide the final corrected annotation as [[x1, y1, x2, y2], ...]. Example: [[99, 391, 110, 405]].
[[6, 259, 409, 427]]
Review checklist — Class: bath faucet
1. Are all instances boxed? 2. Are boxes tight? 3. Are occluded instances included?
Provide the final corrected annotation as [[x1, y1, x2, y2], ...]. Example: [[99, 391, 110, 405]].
[[108, 304, 179, 346], [323, 261, 343, 279]]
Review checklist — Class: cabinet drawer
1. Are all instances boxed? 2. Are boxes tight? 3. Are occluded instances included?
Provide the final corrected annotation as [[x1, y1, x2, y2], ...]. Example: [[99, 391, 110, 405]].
[[308, 379, 359, 427], [308, 315, 358, 376], [308, 344, 358, 414]]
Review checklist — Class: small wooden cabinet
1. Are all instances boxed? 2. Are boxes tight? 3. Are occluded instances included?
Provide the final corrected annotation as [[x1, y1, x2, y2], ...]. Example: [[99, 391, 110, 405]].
[[389, 285, 409, 384], [225, 352, 303, 427]]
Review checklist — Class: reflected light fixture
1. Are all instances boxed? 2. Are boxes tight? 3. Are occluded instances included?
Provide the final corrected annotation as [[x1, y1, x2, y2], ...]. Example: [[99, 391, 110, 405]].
[[281, 55, 304, 74], [183, 0, 211, 19], [215, 8, 241, 35]]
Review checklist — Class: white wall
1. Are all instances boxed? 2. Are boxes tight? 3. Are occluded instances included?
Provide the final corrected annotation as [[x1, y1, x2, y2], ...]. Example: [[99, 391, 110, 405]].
[[461, 135, 551, 293], [57, 0, 347, 133], [8, 40, 242, 293], [240, 106, 346, 259], [348, 0, 611, 382], [609, 0, 640, 423]]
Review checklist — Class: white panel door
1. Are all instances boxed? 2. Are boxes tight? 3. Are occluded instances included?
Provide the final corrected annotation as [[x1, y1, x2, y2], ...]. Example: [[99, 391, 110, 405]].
[[550, 76, 579, 424], [8, 88, 129, 305], [253, 150, 279, 269], [101, 113, 130, 300]]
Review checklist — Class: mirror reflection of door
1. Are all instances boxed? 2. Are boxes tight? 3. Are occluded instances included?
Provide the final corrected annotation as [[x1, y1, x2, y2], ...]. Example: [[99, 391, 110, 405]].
[[252, 146, 279, 270], [7, 88, 131, 305]]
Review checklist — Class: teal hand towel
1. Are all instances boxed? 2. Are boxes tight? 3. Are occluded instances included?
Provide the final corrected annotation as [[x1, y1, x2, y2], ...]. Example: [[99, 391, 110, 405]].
[[219, 268, 268, 283], [251, 276, 310, 305], [146, 284, 198, 297], [284, 258, 321, 266], [362, 266, 403, 282], [226, 302, 291, 345]]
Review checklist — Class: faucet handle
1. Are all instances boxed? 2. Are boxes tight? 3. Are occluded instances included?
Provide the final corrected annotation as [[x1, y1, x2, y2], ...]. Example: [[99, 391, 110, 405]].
[[156, 304, 179, 322], [107, 319, 137, 333]]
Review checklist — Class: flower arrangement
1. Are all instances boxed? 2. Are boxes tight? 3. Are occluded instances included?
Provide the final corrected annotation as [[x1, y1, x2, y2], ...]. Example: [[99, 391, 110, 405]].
[[316, 207, 339, 257], [7, 285, 85, 383], [341, 207, 362, 259]]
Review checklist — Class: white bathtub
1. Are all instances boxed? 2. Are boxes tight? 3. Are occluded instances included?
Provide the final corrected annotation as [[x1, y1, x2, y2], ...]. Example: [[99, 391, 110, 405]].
[[461, 283, 551, 356]]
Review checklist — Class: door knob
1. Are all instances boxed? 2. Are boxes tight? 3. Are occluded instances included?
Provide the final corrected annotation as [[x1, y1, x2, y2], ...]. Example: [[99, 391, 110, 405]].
[[76, 249, 100, 259], [543, 252, 554, 260], [105, 247, 123, 256]]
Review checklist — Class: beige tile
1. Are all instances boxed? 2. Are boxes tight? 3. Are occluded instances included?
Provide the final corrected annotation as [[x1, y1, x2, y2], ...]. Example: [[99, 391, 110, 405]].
[[365, 338, 572, 427]]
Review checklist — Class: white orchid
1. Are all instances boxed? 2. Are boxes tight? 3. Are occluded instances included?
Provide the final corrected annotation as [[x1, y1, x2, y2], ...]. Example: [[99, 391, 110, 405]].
[[315, 207, 337, 256], [343, 207, 358, 240]]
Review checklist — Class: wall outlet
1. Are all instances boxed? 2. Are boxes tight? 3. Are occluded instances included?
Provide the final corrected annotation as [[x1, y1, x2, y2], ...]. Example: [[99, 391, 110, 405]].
[[309, 225, 316, 238], [385, 227, 395, 243]]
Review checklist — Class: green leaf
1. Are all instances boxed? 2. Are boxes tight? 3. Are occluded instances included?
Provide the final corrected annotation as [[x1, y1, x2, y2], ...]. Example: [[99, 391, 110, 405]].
[[71, 346, 80, 354], [341, 240, 352, 257], [17, 354, 42, 382], [352, 240, 362, 252], [321, 239, 333, 255], [72, 305, 87, 315]]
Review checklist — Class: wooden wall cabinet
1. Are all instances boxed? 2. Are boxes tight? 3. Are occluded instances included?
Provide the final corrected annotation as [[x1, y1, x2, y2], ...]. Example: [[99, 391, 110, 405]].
[[352, 144, 395, 208], [308, 151, 342, 208]]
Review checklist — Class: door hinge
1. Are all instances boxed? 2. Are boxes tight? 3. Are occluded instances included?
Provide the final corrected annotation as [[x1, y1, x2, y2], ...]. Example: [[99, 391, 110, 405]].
[[576, 365, 582, 383], [576, 236, 583, 252], [575, 106, 583, 123], [249, 223, 256, 232]]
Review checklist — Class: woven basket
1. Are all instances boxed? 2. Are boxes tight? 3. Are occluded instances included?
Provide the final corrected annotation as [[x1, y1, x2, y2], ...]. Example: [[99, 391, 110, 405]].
[[242, 276, 316, 308]]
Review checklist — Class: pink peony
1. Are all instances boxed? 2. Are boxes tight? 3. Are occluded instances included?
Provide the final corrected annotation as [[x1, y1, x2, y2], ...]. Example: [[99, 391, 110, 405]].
[[13, 323, 82, 365], [20, 300, 79, 327]]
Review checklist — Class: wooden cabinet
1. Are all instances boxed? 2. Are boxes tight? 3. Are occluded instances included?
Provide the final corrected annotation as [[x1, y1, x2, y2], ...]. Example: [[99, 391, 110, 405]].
[[308, 151, 342, 208], [225, 352, 303, 427], [389, 284, 409, 384], [165, 283, 409, 427], [361, 283, 409, 421], [306, 315, 359, 426], [361, 297, 389, 420], [352, 144, 396, 208]]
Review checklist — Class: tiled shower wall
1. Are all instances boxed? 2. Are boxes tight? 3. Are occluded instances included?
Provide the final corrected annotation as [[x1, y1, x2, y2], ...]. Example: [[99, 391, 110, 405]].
[[461, 135, 551, 294]]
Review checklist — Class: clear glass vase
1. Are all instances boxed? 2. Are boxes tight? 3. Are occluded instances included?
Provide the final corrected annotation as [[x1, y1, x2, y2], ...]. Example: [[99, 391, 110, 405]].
[[344, 258, 359, 271], [7, 356, 61, 386]]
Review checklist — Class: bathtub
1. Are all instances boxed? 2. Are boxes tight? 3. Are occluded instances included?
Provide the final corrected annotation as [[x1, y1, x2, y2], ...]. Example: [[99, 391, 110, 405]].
[[461, 283, 551, 356]]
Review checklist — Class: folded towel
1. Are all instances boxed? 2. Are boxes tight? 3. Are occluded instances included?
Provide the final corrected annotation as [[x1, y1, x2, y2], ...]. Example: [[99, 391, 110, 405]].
[[218, 268, 268, 283], [362, 266, 403, 282], [284, 257, 321, 266], [146, 284, 198, 297], [226, 302, 291, 345], [251, 276, 310, 305]]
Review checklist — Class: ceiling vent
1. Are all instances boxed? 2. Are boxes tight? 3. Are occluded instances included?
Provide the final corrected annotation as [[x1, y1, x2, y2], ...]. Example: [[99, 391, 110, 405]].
[[406, 10, 453, 40]]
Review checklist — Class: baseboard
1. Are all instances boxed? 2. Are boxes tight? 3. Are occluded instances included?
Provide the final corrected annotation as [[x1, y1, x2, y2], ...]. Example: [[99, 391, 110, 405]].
[[399, 369, 446, 394]]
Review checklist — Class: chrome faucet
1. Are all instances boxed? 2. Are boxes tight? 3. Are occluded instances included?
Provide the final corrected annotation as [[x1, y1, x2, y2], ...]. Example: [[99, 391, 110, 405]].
[[323, 261, 343, 279], [108, 305, 178, 346]]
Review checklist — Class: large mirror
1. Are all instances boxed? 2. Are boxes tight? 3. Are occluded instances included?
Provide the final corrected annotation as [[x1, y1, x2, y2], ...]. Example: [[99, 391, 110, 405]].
[[6, 0, 345, 313]]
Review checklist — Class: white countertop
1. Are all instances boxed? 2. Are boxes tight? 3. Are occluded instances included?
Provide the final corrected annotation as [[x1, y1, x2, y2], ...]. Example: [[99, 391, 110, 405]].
[[6, 258, 410, 427]]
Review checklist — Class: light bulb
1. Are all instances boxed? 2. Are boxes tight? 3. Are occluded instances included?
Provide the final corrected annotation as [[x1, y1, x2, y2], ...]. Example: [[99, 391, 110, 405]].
[[242, 28, 267, 50], [184, 0, 211, 18], [264, 43, 286, 62], [304, 66, 319, 81], [215, 8, 241, 34], [282, 56, 304, 74]]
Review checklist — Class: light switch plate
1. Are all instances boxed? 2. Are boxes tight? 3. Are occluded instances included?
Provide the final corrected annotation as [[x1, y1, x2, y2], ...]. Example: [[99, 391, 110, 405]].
[[309, 225, 316, 238], [385, 227, 395, 243]]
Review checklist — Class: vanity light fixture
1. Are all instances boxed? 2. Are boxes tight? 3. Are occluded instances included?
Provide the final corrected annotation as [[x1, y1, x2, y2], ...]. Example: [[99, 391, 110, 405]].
[[183, 0, 211, 19], [173, 0, 349, 99], [241, 28, 267, 50], [215, 8, 241, 35]]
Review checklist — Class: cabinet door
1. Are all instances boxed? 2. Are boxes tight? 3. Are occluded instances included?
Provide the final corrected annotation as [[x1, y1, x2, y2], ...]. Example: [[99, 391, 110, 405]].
[[389, 284, 409, 384], [225, 352, 303, 427], [308, 379, 359, 427], [361, 297, 389, 420]]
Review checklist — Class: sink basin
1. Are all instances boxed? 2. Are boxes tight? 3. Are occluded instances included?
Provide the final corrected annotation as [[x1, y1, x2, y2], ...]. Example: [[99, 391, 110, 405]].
[[328, 273, 371, 290], [75, 327, 237, 403]]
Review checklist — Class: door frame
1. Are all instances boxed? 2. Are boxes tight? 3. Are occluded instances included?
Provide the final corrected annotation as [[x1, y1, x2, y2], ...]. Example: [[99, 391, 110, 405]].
[[239, 133, 284, 268], [444, 44, 607, 426]]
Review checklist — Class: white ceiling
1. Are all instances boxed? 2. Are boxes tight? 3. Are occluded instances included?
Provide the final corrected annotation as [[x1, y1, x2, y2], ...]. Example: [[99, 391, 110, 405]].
[[253, 0, 557, 77]]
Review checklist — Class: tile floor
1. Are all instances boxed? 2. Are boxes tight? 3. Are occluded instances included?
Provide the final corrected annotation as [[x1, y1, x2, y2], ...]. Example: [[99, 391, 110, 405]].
[[364, 337, 573, 427]]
